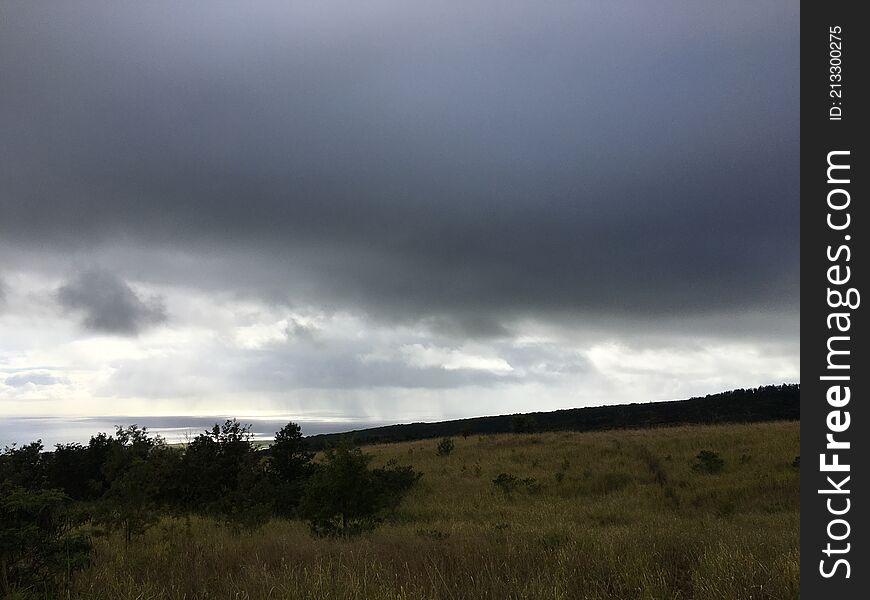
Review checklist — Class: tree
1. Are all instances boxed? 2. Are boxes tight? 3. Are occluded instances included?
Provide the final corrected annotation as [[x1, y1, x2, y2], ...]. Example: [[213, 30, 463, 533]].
[[44, 443, 92, 501], [180, 420, 272, 527], [299, 445, 420, 537], [0, 441, 47, 490], [96, 426, 167, 544], [0, 482, 91, 597], [267, 422, 314, 516]]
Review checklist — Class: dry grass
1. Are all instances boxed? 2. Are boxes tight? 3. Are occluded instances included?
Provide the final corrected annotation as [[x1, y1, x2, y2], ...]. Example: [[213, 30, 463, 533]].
[[72, 421, 799, 599]]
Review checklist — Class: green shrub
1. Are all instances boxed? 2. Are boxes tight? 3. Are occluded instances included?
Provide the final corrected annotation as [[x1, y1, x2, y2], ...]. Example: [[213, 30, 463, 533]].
[[436, 437, 454, 457], [492, 473, 520, 496], [692, 450, 725, 474], [492, 473, 539, 497], [300, 445, 420, 537], [0, 482, 91, 597]]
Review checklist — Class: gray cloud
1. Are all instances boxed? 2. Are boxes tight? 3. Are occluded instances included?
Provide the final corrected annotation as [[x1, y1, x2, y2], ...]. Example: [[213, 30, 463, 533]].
[[0, 1, 799, 335], [4, 372, 68, 388], [57, 270, 167, 335], [0, 2, 799, 423], [285, 318, 319, 343]]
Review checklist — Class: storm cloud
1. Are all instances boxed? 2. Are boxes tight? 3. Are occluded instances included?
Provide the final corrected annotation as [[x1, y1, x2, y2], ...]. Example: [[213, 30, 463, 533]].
[[0, 1, 799, 425], [57, 270, 168, 335], [0, 1, 798, 322]]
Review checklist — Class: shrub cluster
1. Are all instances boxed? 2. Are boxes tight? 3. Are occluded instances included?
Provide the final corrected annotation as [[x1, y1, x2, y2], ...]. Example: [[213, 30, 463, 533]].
[[436, 437, 455, 456], [492, 472, 539, 497], [692, 450, 725, 474]]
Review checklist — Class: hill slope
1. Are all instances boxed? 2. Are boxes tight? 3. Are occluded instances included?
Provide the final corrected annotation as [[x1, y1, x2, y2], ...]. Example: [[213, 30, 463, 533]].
[[77, 420, 800, 599], [305, 383, 799, 449]]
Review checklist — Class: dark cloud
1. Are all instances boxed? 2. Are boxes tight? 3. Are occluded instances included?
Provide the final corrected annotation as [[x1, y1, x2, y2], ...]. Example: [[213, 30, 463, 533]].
[[57, 270, 167, 335], [284, 318, 319, 343], [0, 1, 799, 333]]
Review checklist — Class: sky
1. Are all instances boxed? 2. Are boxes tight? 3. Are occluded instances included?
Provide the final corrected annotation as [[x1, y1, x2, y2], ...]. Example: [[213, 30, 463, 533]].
[[0, 1, 799, 438]]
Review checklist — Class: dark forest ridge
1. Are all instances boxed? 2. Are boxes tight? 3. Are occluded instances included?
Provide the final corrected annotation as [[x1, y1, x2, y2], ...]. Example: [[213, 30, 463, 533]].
[[305, 384, 799, 449]]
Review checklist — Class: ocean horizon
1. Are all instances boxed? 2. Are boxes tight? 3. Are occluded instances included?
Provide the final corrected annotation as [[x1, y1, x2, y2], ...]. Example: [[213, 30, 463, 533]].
[[0, 415, 392, 448]]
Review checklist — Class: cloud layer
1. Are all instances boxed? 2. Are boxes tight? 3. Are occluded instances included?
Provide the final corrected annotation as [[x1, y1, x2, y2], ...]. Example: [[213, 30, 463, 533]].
[[0, 1, 799, 424]]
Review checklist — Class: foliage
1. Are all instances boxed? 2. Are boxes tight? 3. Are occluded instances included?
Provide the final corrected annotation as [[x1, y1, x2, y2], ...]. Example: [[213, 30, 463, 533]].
[[692, 450, 725, 474], [179, 419, 272, 527], [267, 423, 314, 517], [299, 445, 419, 537], [492, 472, 520, 496], [435, 437, 454, 456], [45, 442, 96, 501], [0, 442, 46, 491], [0, 482, 91, 597], [94, 426, 173, 543], [512, 415, 537, 434], [492, 472, 538, 497], [372, 459, 422, 511]]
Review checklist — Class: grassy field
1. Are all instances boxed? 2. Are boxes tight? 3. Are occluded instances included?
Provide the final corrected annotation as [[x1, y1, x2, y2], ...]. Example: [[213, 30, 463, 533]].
[[72, 421, 799, 599]]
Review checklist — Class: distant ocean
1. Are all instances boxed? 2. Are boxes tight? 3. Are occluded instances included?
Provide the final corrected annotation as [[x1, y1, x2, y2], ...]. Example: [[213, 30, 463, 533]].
[[0, 416, 390, 448]]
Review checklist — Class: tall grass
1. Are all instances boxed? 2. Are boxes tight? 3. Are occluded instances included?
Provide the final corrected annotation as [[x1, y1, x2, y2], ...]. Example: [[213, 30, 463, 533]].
[[73, 421, 799, 599]]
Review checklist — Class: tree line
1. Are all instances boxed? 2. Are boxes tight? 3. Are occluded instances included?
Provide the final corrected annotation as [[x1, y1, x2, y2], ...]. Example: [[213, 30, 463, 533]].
[[0, 420, 420, 596], [305, 384, 800, 448]]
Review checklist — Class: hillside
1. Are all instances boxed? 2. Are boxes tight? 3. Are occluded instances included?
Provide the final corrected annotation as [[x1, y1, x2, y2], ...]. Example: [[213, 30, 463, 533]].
[[305, 383, 799, 449], [76, 420, 800, 599]]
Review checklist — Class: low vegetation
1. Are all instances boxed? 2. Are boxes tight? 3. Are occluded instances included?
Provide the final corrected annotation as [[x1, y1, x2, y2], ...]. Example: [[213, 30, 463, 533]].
[[0, 420, 419, 598], [1, 418, 799, 599]]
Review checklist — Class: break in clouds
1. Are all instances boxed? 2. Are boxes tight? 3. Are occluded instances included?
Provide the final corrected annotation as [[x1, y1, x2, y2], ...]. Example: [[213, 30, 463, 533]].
[[0, 1, 799, 425]]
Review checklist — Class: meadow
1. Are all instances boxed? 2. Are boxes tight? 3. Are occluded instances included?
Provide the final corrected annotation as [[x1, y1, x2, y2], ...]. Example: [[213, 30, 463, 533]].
[[71, 420, 800, 600]]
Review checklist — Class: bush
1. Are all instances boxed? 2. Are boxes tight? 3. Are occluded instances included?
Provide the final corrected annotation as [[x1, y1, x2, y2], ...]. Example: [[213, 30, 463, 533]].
[[692, 450, 725, 474], [436, 437, 454, 456], [300, 445, 420, 537], [492, 473, 539, 498], [492, 473, 520, 496], [373, 459, 422, 510]]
